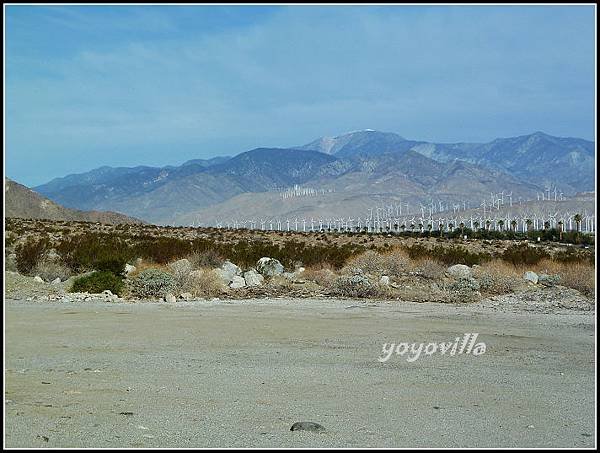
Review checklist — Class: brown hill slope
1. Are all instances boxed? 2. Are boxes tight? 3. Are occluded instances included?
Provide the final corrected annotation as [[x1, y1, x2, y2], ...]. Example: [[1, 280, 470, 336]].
[[4, 178, 144, 224]]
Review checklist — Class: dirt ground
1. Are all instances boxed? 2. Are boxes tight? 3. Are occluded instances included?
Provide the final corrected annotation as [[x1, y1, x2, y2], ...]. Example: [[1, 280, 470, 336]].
[[4, 297, 596, 448]]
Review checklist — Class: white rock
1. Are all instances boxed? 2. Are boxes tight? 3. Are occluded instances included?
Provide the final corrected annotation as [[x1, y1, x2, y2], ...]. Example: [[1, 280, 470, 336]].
[[523, 271, 539, 284], [125, 264, 136, 274], [296, 267, 305, 274], [165, 293, 177, 303], [243, 270, 264, 287], [256, 257, 284, 277], [51, 277, 62, 284], [217, 261, 242, 284], [229, 276, 246, 289], [379, 276, 390, 285], [180, 292, 193, 301], [33, 276, 44, 283], [446, 264, 472, 279]]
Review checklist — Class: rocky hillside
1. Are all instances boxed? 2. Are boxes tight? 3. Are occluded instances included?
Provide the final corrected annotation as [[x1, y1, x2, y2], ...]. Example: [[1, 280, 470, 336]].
[[5, 178, 144, 224]]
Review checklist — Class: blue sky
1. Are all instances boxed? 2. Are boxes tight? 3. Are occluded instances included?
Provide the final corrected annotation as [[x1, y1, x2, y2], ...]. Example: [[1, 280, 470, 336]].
[[5, 5, 596, 186]]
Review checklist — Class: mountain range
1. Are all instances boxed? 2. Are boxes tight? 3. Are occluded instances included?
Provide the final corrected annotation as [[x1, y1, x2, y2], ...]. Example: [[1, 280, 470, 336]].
[[29, 130, 594, 225]]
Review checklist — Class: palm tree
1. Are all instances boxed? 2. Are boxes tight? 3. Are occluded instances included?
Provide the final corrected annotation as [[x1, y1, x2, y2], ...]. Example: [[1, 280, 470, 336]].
[[574, 213, 582, 242], [474, 220, 480, 231], [510, 219, 517, 233], [439, 222, 444, 237], [410, 223, 415, 232], [498, 219, 504, 231], [393, 223, 399, 233], [400, 224, 406, 233], [448, 223, 454, 233], [459, 222, 465, 236], [418, 223, 423, 234], [526, 219, 533, 232], [485, 220, 491, 231], [543, 221, 550, 231], [558, 220, 564, 241], [427, 224, 433, 234], [574, 213, 582, 232]]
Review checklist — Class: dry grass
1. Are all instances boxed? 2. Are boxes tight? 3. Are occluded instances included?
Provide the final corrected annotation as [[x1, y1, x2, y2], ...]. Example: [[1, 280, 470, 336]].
[[32, 258, 73, 282], [472, 259, 522, 296], [342, 248, 410, 277], [127, 261, 170, 278], [187, 268, 225, 298], [532, 259, 595, 298], [302, 263, 338, 287], [412, 258, 446, 280]]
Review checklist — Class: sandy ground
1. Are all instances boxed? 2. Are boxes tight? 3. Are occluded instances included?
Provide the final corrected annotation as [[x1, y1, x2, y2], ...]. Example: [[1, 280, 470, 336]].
[[4, 298, 596, 448]]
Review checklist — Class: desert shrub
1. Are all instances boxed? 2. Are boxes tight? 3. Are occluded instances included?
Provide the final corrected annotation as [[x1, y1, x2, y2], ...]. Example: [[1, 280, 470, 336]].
[[302, 264, 337, 287], [341, 249, 409, 277], [70, 271, 124, 296], [187, 249, 225, 268], [133, 237, 193, 264], [445, 277, 481, 303], [167, 258, 193, 289], [187, 269, 224, 297], [15, 237, 50, 275], [56, 233, 133, 274], [403, 244, 491, 266], [127, 268, 177, 298], [413, 259, 446, 280], [33, 257, 73, 282], [329, 273, 385, 298], [501, 244, 550, 266]]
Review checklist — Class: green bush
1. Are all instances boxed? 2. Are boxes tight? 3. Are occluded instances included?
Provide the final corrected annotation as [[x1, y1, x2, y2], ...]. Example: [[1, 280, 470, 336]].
[[127, 268, 177, 298], [56, 233, 133, 273], [70, 271, 124, 295], [501, 244, 550, 266], [15, 237, 49, 275]]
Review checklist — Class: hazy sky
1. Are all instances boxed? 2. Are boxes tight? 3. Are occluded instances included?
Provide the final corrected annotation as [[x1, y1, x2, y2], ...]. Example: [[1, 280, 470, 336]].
[[5, 5, 596, 186]]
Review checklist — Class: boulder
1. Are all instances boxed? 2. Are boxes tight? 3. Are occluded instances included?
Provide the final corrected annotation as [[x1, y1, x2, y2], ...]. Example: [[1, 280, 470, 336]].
[[256, 257, 284, 277], [125, 264, 136, 275], [180, 292, 193, 301], [217, 261, 242, 284], [379, 276, 390, 286], [243, 270, 264, 287], [33, 276, 44, 283], [446, 264, 472, 279], [165, 293, 177, 303], [51, 277, 62, 285], [229, 276, 246, 289], [523, 271, 539, 284]]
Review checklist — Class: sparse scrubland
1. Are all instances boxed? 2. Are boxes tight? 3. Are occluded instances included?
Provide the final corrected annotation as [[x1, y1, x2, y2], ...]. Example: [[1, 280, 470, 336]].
[[4, 218, 596, 304]]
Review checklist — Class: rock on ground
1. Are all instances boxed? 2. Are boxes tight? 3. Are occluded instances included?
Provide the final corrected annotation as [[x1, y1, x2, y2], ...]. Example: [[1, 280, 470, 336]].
[[243, 270, 264, 287], [446, 264, 472, 279], [229, 275, 246, 289], [524, 271, 539, 284], [256, 257, 284, 277]]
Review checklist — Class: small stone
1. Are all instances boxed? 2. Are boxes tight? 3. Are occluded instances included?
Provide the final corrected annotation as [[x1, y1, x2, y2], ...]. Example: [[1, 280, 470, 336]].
[[33, 276, 44, 283], [379, 276, 390, 285], [125, 264, 136, 274], [180, 292, 192, 301], [290, 421, 326, 432], [523, 271, 539, 284], [165, 293, 176, 303], [51, 277, 61, 284]]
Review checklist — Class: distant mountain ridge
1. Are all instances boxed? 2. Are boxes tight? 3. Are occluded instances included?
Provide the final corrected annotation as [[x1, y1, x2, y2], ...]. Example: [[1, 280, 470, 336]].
[[32, 130, 595, 225]]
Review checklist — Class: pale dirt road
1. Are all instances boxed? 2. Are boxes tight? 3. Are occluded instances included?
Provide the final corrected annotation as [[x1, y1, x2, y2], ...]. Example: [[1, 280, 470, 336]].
[[4, 298, 596, 448]]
